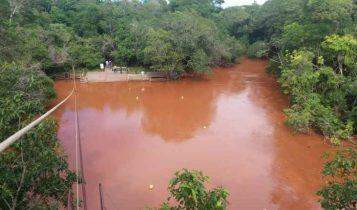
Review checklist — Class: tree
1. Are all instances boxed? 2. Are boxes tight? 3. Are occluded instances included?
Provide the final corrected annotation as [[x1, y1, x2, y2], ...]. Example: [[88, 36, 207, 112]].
[[157, 11, 237, 72], [187, 50, 210, 73], [247, 41, 268, 58], [169, 0, 222, 17], [0, 64, 76, 209], [143, 28, 182, 72], [307, 0, 353, 33], [69, 37, 103, 69], [252, 0, 305, 39], [321, 35, 357, 76], [159, 169, 229, 210], [112, 21, 147, 66], [68, 2, 103, 37], [280, 23, 309, 51], [279, 50, 353, 143], [217, 7, 250, 38]]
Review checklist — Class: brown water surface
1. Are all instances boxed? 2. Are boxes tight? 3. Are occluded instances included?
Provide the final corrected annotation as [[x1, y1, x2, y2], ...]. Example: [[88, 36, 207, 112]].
[[54, 58, 330, 210]]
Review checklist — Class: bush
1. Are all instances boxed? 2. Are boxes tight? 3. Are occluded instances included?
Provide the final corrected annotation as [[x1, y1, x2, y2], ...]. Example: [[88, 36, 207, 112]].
[[159, 169, 229, 210], [0, 64, 56, 138], [266, 56, 282, 75], [278, 50, 353, 143], [317, 148, 357, 210], [247, 41, 268, 58]]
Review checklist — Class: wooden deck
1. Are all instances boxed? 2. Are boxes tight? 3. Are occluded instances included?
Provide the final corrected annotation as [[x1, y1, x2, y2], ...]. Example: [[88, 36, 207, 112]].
[[84, 70, 168, 83]]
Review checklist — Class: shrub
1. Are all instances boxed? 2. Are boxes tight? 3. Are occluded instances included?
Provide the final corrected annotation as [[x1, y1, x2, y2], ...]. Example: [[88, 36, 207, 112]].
[[278, 50, 353, 143], [247, 41, 268, 58], [317, 148, 357, 209], [159, 169, 229, 210]]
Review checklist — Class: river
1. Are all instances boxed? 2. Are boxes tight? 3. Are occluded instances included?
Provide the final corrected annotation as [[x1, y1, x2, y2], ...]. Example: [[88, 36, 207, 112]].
[[54, 58, 330, 210]]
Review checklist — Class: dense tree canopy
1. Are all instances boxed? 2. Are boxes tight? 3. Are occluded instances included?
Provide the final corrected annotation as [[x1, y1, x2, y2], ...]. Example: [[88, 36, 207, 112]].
[[0, 0, 243, 74], [159, 169, 229, 210]]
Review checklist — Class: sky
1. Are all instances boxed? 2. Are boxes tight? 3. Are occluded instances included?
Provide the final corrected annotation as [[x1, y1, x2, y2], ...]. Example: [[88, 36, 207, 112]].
[[222, 0, 267, 8]]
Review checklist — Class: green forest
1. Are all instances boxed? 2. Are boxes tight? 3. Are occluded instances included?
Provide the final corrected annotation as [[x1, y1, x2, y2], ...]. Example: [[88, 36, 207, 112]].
[[0, 0, 356, 209]]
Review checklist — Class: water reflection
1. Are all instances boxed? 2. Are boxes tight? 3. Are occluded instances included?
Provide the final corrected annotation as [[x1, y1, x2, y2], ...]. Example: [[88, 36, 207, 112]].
[[140, 80, 233, 141], [54, 58, 329, 210], [59, 80, 230, 141]]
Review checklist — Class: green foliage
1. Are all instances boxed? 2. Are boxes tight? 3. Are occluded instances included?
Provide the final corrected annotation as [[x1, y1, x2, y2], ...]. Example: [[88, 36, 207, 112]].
[[112, 21, 147, 66], [169, 0, 222, 17], [158, 11, 235, 71], [317, 148, 357, 209], [140, 10, 241, 72], [280, 23, 309, 50], [279, 50, 354, 143], [307, 0, 353, 32], [69, 37, 103, 69], [253, 0, 305, 39], [159, 169, 229, 210], [279, 51, 318, 101], [216, 7, 250, 38], [322, 35, 357, 76], [0, 64, 75, 209], [143, 28, 182, 72], [247, 41, 268, 58], [0, 64, 55, 139], [0, 0, 243, 74], [0, 118, 76, 209], [188, 50, 210, 73]]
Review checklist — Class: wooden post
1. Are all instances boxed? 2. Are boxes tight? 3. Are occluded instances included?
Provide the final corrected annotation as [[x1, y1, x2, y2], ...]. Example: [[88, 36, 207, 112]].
[[67, 191, 72, 210], [99, 183, 105, 210]]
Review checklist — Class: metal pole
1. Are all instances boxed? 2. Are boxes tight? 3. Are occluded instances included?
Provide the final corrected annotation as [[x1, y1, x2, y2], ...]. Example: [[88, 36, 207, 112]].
[[99, 183, 105, 210]]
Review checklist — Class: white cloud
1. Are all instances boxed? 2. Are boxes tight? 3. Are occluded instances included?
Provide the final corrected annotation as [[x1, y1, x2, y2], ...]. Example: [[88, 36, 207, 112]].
[[222, 0, 267, 8]]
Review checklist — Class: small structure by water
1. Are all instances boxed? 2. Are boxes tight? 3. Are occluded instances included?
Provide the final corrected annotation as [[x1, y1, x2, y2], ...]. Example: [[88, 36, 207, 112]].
[[84, 69, 168, 83]]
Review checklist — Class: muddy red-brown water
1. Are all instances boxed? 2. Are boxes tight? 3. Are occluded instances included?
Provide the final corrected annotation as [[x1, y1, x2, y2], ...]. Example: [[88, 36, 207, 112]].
[[54, 58, 330, 210]]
